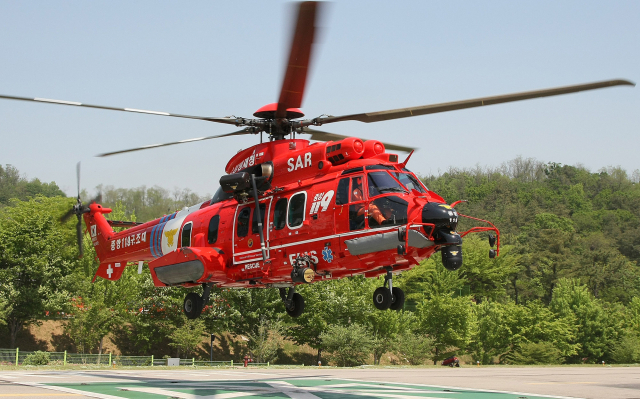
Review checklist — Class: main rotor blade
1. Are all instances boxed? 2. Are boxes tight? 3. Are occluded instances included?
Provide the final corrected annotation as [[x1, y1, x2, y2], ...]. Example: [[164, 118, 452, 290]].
[[302, 127, 416, 153], [276, 1, 321, 119], [0, 94, 243, 126], [96, 128, 258, 157], [317, 79, 635, 124]]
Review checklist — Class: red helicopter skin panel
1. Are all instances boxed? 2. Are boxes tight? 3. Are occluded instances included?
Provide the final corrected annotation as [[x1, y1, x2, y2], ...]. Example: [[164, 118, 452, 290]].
[[86, 138, 453, 288]]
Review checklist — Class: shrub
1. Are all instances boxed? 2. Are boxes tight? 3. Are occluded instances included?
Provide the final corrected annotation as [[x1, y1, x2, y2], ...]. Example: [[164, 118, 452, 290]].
[[510, 341, 563, 365], [23, 351, 50, 366], [320, 323, 373, 367], [611, 333, 640, 364], [393, 332, 433, 365]]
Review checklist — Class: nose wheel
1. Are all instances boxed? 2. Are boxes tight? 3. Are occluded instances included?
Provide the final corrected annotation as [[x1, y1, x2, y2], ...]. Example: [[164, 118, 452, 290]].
[[373, 269, 405, 311]]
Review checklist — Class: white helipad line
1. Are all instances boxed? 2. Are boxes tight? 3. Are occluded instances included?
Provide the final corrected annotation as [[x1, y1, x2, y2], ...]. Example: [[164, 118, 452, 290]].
[[20, 382, 125, 399], [265, 381, 321, 399], [339, 377, 586, 399], [118, 386, 262, 399]]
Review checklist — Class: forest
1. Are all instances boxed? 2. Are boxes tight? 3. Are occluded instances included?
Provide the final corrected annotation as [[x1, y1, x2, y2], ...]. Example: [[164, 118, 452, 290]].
[[1, 158, 639, 366]]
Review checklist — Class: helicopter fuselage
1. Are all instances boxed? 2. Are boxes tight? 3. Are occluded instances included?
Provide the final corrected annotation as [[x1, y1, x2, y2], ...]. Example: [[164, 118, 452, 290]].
[[86, 137, 495, 289]]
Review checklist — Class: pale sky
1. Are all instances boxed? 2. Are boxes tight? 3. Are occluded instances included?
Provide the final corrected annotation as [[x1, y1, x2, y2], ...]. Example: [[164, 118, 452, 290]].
[[0, 1, 638, 198]]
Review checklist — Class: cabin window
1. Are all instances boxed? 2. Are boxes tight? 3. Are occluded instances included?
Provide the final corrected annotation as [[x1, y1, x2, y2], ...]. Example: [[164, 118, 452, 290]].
[[237, 207, 251, 237], [368, 196, 408, 229], [181, 222, 193, 247], [252, 203, 267, 234], [349, 176, 366, 231], [207, 215, 220, 244], [288, 192, 306, 229], [367, 171, 406, 197], [336, 178, 349, 205], [273, 198, 288, 230]]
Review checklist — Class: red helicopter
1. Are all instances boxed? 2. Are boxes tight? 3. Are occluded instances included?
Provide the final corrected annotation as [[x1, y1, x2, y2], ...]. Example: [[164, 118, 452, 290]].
[[0, 2, 633, 319]]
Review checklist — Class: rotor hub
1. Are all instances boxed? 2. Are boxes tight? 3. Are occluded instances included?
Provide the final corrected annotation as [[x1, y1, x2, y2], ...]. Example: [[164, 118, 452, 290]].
[[253, 103, 304, 119]]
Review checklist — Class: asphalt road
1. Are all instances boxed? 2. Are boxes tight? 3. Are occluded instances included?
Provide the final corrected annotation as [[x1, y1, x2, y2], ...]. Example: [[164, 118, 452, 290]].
[[0, 366, 639, 399]]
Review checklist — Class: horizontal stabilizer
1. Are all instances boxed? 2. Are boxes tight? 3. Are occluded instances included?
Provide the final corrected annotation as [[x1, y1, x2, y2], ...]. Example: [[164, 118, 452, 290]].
[[92, 261, 128, 282]]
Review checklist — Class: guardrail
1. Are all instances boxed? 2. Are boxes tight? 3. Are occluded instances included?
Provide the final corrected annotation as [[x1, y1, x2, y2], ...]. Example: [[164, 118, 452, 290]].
[[0, 348, 246, 367]]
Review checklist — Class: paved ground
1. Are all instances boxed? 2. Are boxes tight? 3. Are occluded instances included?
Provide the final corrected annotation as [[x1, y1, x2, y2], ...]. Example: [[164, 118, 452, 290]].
[[0, 366, 639, 399]]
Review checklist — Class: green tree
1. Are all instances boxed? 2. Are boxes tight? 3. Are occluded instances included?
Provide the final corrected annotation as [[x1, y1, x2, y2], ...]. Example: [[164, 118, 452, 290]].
[[393, 330, 433, 365], [397, 258, 464, 303], [0, 164, 65, 207], [417, 294, 474, 362], [549, 278, 618, 363], [247, 318, 284, 364], [367, 307, 408, 365], [169, 317, 207, 358], [460, 235, 519, 302], [320, 323, 374, 367], [99, 185, 208, 222], [611, 332, 640, 364], [626, 297, 640, 334], [574, 233, 640, 303], [469, 300, 519, 364], [288, 276, 374, 363], [0, 196, 78, 348]]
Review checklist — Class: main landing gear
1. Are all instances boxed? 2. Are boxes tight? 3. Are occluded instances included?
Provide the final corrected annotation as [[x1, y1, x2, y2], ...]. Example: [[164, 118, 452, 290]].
[[279, 287, 305, 318], [183, 283, 213, 319], [373, 268, 405, 311]]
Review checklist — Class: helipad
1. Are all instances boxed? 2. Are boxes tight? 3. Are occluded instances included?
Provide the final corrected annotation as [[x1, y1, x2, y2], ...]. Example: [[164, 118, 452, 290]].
[[1, 367, 639, 399], [41, 378, 559, 399]]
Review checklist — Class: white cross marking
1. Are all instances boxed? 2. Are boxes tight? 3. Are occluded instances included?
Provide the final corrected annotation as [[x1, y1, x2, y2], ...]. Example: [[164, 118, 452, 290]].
[[106, 264, 113, 278]]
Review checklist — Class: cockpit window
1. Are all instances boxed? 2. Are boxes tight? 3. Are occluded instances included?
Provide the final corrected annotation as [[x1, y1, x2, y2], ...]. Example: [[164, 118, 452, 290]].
[[210, 186, 233, 205], [365, 164, 395, 170], [369, 196, 409, 229], [367, 171, 408, 197], [392, 172, 428, 193]]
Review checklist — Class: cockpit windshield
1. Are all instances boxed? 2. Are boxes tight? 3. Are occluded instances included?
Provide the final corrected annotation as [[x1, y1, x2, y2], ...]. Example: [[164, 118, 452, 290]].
[[367, 171, 408, 197], [392, 171, 428, 193]]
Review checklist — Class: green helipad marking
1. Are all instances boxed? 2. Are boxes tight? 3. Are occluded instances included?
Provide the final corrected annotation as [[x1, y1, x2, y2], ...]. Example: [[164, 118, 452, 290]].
[[47, 378, 565, 399]]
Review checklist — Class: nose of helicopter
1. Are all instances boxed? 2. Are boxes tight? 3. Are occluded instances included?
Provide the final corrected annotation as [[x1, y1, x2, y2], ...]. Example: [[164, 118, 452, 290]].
[[422, 202, 463, 271], [421, 202, 459, 235]]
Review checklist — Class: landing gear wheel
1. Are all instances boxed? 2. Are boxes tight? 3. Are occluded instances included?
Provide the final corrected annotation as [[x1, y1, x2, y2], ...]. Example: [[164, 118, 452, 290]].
[[373, 287, 392, 310], [183, 292, 203, 319], [286, 293, 305, 317], [389, 287, 405, 311]]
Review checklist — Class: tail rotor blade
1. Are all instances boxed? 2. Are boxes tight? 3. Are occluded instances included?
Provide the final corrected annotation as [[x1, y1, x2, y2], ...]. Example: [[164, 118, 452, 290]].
[[76, 162, 81, 200], [76, 215, 84, 258], [91, 192, 103, 204], [60, 208, 75, 223]]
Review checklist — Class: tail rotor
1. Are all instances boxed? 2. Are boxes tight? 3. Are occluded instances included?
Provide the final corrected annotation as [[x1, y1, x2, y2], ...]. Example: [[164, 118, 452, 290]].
[[60, 162, 101, 258]]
